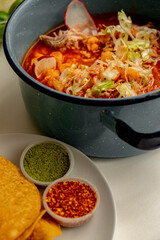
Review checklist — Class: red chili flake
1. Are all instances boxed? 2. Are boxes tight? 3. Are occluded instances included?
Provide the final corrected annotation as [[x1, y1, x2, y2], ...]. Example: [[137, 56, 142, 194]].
[[46, 181, 97, 218]]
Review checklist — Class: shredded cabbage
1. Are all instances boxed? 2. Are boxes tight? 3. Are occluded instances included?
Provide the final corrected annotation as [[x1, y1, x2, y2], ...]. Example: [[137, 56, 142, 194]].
[[102, 69, 119, 80], [117, 82, 137, 97], [127, 38, 150, 50], [91, 80, 115, 97], [118, 10, 134, 39], [60, 68, 71, 84], [39, 10, 160, 98]]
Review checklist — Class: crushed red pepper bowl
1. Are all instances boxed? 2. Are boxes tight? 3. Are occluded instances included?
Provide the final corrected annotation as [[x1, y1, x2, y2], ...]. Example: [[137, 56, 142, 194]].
[[43, 177, 100, 227], [20, 140, 74, 187]]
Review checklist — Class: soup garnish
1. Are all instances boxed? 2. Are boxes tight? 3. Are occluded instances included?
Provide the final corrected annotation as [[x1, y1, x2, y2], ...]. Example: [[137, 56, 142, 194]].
[[22, 1, 160, 98]]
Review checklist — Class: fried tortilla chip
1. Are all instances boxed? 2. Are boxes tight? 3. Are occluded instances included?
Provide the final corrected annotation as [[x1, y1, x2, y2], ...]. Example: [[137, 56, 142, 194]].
[[0, 155, 41, 240], [27, 213, 62, 240], [17, 209, 47, 240]]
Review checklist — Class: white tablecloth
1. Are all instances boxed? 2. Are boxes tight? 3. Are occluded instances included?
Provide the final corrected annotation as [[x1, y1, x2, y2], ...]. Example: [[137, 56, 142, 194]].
[[1, 45, 160, 240]]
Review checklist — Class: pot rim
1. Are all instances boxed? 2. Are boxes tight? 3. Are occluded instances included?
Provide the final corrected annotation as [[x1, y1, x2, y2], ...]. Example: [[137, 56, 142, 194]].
[[3, 0, 160, 107]]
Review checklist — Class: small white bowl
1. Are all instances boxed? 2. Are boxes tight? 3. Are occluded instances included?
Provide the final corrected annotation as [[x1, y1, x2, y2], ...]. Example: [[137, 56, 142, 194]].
[[43, 177, 100, 227], [20, 140, 74, 187]]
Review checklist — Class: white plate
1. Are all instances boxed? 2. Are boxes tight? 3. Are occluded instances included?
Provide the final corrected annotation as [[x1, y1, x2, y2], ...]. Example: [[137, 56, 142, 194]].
[[0, 133, 116, 240]]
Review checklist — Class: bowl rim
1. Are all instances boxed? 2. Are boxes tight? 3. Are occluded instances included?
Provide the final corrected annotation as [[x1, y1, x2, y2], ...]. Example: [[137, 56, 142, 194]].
[[3, 0, 160, 107], [20, 139, 74, 187], [42, 177, 100, 223]]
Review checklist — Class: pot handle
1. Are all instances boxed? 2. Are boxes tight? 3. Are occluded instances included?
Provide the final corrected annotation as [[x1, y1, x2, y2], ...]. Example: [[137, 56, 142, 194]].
[[101, 110, 160, 150]]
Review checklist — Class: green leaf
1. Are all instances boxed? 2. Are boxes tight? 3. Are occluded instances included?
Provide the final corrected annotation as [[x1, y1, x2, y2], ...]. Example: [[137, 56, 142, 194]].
[[0, 11, 10, 21], [9, 0, 23, 15], [117, 82, 136, 97], [0, 22, 6, 43], [0, 11, 10, 42]]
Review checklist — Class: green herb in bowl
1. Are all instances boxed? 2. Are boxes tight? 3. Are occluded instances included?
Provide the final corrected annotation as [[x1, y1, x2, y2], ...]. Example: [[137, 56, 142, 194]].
[[20, 140, 74, 186]]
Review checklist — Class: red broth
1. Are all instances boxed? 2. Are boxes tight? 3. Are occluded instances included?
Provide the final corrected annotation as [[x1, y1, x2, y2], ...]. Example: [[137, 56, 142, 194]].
[[22, 13, 160, 98], [22, 15, 113, 74]]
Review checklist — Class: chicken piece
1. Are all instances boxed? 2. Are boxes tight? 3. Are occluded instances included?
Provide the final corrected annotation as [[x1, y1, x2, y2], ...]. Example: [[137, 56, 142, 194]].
[[40, 33, 68, 48], [40, 29, 88, 49]]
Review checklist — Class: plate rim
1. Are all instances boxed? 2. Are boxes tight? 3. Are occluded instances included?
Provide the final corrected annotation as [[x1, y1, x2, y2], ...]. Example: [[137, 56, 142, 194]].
[[0, 132, 117, 240]]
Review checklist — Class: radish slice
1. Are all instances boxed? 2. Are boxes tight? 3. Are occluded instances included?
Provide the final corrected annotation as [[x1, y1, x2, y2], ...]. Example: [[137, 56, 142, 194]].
[[33, 56, 56, 79], [64, 0, 97, 35]]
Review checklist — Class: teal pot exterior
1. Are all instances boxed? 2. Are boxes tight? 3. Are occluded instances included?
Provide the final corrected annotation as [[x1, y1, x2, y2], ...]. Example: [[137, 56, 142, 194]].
[[19, 80, 111, 156], [18, 80, 160, 157], [3, 0, 160, 157]]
